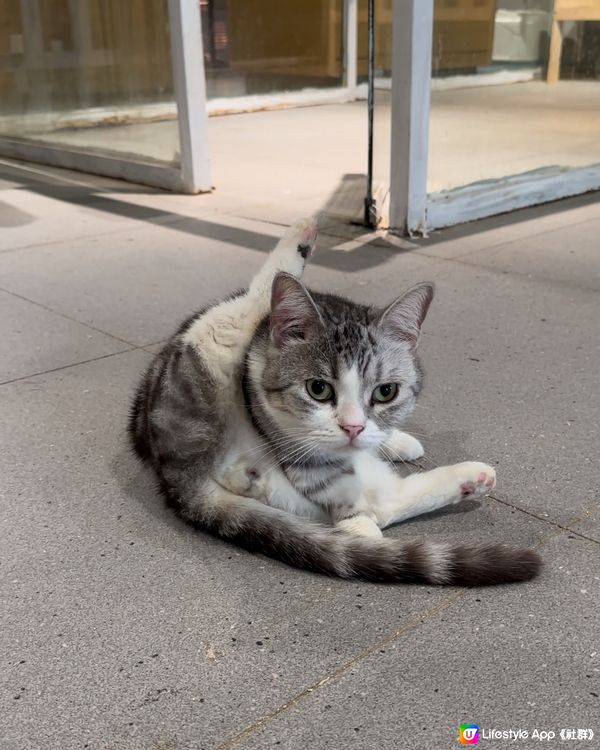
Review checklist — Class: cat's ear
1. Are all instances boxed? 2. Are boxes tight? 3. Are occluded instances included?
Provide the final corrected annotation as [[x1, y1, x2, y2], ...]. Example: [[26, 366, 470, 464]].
[[270, 273, 323, 348], [378, 282, 434, 349]]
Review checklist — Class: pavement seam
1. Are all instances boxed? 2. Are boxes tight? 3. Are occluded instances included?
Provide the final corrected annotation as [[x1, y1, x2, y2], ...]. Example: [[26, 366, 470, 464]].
[[490, 494, 600, 546], [0, 346, 148, 387], [0, 285, 139, 347], [413, 248, 600, 296], [0, 210, 181, 257], [215, 591, 464, 750], [140, 340, 168, 354], [217, 519, 580, 749], [414, 211, 600, 264]]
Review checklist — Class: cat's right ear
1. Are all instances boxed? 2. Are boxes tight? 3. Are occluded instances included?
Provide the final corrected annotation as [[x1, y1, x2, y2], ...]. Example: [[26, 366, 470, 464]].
[[270, 273, 323, 348], [378, 282, 434, 349]]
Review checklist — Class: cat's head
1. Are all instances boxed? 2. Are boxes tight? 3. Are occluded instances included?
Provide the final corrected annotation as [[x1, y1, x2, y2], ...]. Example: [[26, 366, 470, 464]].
[[248, 273, 433, 456]]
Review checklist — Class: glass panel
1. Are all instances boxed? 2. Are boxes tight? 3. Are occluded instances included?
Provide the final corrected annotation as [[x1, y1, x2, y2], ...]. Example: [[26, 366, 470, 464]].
[[0, 0, 179, 166], [429, 0, 600, 193], [201, 0, 344, 99], [357, 0, 392, 83]]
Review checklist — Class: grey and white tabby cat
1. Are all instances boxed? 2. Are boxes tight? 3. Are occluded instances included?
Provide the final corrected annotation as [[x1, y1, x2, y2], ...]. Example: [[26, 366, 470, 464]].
[[129, 217, 540, 586]]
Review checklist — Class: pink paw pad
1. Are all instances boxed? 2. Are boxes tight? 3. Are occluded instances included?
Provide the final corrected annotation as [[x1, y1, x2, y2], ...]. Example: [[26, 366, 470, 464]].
[[461, 481, 476, 497], [301, 222, 317, 243], [461, 472, 495, 497], [482, 473, 495, 489]]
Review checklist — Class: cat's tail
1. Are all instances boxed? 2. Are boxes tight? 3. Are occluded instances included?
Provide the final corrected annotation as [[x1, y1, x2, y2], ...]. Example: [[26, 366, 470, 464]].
[[181, 484, 541, 586]]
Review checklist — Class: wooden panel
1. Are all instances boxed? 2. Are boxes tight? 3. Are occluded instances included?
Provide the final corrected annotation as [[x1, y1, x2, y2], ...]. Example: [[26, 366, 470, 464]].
[[434, 0, 496, 23], [547, 0, 600, 82], [433, 0, 496, 70], [228, 0, 342, 79], [554, 0, 600, 21], [0, 0, 23, 55]]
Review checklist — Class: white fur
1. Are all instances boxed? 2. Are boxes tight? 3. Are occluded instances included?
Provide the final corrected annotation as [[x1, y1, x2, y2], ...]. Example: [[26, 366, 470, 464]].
[[336, 515, 383, 539], [183, 216, 316, 384], [381, 429, 424, 461], [336, 367, 365, 429], [188, 215, 497, 540]]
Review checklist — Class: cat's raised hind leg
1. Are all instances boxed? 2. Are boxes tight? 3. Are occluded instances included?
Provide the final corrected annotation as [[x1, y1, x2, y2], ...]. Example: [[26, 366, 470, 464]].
[[182, 216, 318, 383], [247, 215, 318, 316]]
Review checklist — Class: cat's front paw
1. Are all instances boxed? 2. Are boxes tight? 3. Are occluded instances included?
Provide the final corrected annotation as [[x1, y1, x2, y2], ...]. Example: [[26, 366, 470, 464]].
[[382, 430, 424, 461], [450, 462, 496, 501]]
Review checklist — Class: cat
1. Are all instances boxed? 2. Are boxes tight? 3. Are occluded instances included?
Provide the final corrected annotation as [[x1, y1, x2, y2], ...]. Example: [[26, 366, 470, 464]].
[[129, 217, 540, 586]]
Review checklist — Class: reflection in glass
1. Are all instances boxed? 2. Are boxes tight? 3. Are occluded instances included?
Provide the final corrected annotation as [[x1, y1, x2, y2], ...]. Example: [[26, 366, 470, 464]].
[[0, 0, 179, 166], [201, 0, 344, 99], [428, 0, 600, 192]]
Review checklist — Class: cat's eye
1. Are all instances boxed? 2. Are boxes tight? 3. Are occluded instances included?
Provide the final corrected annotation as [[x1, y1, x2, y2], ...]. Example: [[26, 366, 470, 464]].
[[372, 383, 398, 403], [306, 379, 334, 402]]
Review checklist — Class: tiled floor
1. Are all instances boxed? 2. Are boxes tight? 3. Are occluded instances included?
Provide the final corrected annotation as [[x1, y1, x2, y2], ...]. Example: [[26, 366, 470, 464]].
[[1, 158, 599, 750]]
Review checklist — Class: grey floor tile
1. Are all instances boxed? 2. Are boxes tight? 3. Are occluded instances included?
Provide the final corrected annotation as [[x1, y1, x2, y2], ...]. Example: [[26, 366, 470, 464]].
[[0, 221, 269, 346], [570, 508, 600, 545], [0, 180, 154, 255], [411, 191, 600, 261], [0, 289, 128, 383], [1, 350, 547, 750], [456, 217, 600, 291], [239, 531, 600, 750], [0, 214, 393, 347]]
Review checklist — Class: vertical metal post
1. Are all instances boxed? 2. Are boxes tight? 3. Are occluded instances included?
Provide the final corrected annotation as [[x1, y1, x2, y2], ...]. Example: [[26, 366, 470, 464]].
[[343, 0, 358, 91], [388, 0, 434, 236], [363, 0, 376, 228], [168, 0, 212, 193]]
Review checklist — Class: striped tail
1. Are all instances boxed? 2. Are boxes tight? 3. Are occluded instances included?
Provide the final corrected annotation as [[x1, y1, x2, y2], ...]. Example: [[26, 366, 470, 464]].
[[181, 489, 541, 586]]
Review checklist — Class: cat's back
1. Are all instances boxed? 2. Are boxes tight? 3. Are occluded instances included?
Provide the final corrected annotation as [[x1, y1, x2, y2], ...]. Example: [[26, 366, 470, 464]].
[[128, 300, 234, 466]]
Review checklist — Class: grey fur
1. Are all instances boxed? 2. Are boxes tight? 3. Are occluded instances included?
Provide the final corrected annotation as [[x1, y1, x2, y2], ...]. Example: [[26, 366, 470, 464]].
[[129, 277, 540, 586]]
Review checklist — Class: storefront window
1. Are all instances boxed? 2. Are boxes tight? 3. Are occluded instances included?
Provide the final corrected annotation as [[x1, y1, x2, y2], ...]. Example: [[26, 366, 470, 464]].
[[0, 0, 180, 167], [428, 0, 600, 193], [200, 0, 344, 99]]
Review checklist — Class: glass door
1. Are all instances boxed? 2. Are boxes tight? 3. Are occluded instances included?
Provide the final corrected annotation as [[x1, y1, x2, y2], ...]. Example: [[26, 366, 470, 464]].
[[426, 0, 600, 227]]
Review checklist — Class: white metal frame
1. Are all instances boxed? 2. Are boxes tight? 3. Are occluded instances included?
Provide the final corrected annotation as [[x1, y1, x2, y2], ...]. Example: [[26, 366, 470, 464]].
[[388, 0, 434, 236], [168, 0, 211, 193], [388, 0, 600, 236], [0, 0, 211, 194]]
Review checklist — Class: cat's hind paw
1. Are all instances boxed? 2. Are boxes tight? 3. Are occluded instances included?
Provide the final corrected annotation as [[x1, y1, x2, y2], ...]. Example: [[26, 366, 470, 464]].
[[274, 215, 319, 271], [295, 215, 319, 259], [216, 462, 266, 499], [450, 462, 496, 501], [336, 514, 383, 539]]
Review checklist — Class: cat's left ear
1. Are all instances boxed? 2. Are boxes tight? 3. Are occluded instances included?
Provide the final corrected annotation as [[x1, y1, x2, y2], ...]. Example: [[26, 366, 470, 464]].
[[378, 282, 434, 349]]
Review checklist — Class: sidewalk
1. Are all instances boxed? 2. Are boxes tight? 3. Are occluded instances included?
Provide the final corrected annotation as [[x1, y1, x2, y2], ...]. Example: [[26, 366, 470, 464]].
[[1, 156, 599, 750]]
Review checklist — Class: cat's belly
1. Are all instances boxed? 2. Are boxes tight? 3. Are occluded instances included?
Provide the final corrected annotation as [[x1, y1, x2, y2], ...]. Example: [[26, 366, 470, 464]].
[[213, 396, 325, 522]]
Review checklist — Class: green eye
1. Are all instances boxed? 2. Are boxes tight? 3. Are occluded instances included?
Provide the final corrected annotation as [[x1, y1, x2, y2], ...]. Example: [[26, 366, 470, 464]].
[[306, 379, 334, 402], [372, 383, 398, 403]]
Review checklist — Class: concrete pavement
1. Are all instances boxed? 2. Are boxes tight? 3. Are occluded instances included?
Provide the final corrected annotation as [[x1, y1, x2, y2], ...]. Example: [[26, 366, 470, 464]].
[[1, 157, 599, 750]]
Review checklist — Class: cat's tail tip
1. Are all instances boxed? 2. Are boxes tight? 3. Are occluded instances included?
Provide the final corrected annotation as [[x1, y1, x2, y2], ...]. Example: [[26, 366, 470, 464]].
[[443, 544, 542, 586]]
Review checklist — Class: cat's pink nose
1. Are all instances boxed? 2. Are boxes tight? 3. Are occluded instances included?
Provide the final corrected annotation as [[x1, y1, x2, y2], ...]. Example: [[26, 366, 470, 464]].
[[340, 423, 364, 441]]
